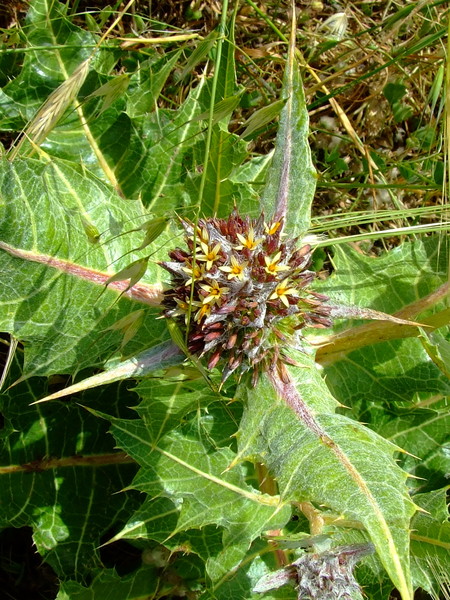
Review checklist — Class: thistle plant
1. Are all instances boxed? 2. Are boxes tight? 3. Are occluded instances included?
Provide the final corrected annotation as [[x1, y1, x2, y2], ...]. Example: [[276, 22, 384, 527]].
[[0, 2, 448, 600], [161, 211, 331, 385], [159, 209, 419, 390]]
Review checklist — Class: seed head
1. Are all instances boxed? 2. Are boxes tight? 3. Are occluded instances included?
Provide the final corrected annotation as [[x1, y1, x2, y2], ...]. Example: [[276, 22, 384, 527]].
[[160, 211, 332, 385], [254, 543, 374, 599], [293, 545, 369, 600]]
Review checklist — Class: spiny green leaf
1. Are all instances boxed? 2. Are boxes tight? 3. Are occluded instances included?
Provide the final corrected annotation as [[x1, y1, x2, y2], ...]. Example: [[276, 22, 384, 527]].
[[191, 13, 242, 218], [0, 359, 140, 579], [117, 76, 208, 210], [318, 238, 450, 419], [410, 487, 450, 596], [384, 408, 450, 493], [33, 341, 183, 403], [259, 22, 316, 236], [132, 377, 222, 444], [56, 567, 159, 599], [108, 415, 291, 581], [127, 50, 182, 119], [0, 157, 167, 376], [419, 328, 450, 380], [237, 353, 416, 600]]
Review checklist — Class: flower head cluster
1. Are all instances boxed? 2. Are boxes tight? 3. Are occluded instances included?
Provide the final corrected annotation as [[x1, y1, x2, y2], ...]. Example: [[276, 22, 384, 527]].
[[254, 543, 374, 599], [160, 211, 332, 385]]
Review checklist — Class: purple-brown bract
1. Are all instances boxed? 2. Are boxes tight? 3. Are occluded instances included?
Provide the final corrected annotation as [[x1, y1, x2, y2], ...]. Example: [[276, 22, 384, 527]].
[[160, 210, 332, 385]]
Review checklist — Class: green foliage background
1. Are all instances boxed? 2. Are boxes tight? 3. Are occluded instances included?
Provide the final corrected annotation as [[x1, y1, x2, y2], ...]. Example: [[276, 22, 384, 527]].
[[0, 1, 448, 599]]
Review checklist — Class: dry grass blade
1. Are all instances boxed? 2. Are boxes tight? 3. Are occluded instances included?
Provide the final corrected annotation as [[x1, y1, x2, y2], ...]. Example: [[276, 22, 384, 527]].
[[426, 556, 450, 600], [0, 336, 18, 392], [9, 58, 91, 159], [119, 32, 200, 49], [313, 281, 450, 366]]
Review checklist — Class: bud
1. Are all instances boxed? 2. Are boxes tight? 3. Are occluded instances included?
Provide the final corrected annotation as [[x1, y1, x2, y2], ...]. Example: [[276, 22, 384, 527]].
[[253, 543, 374, 599]]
